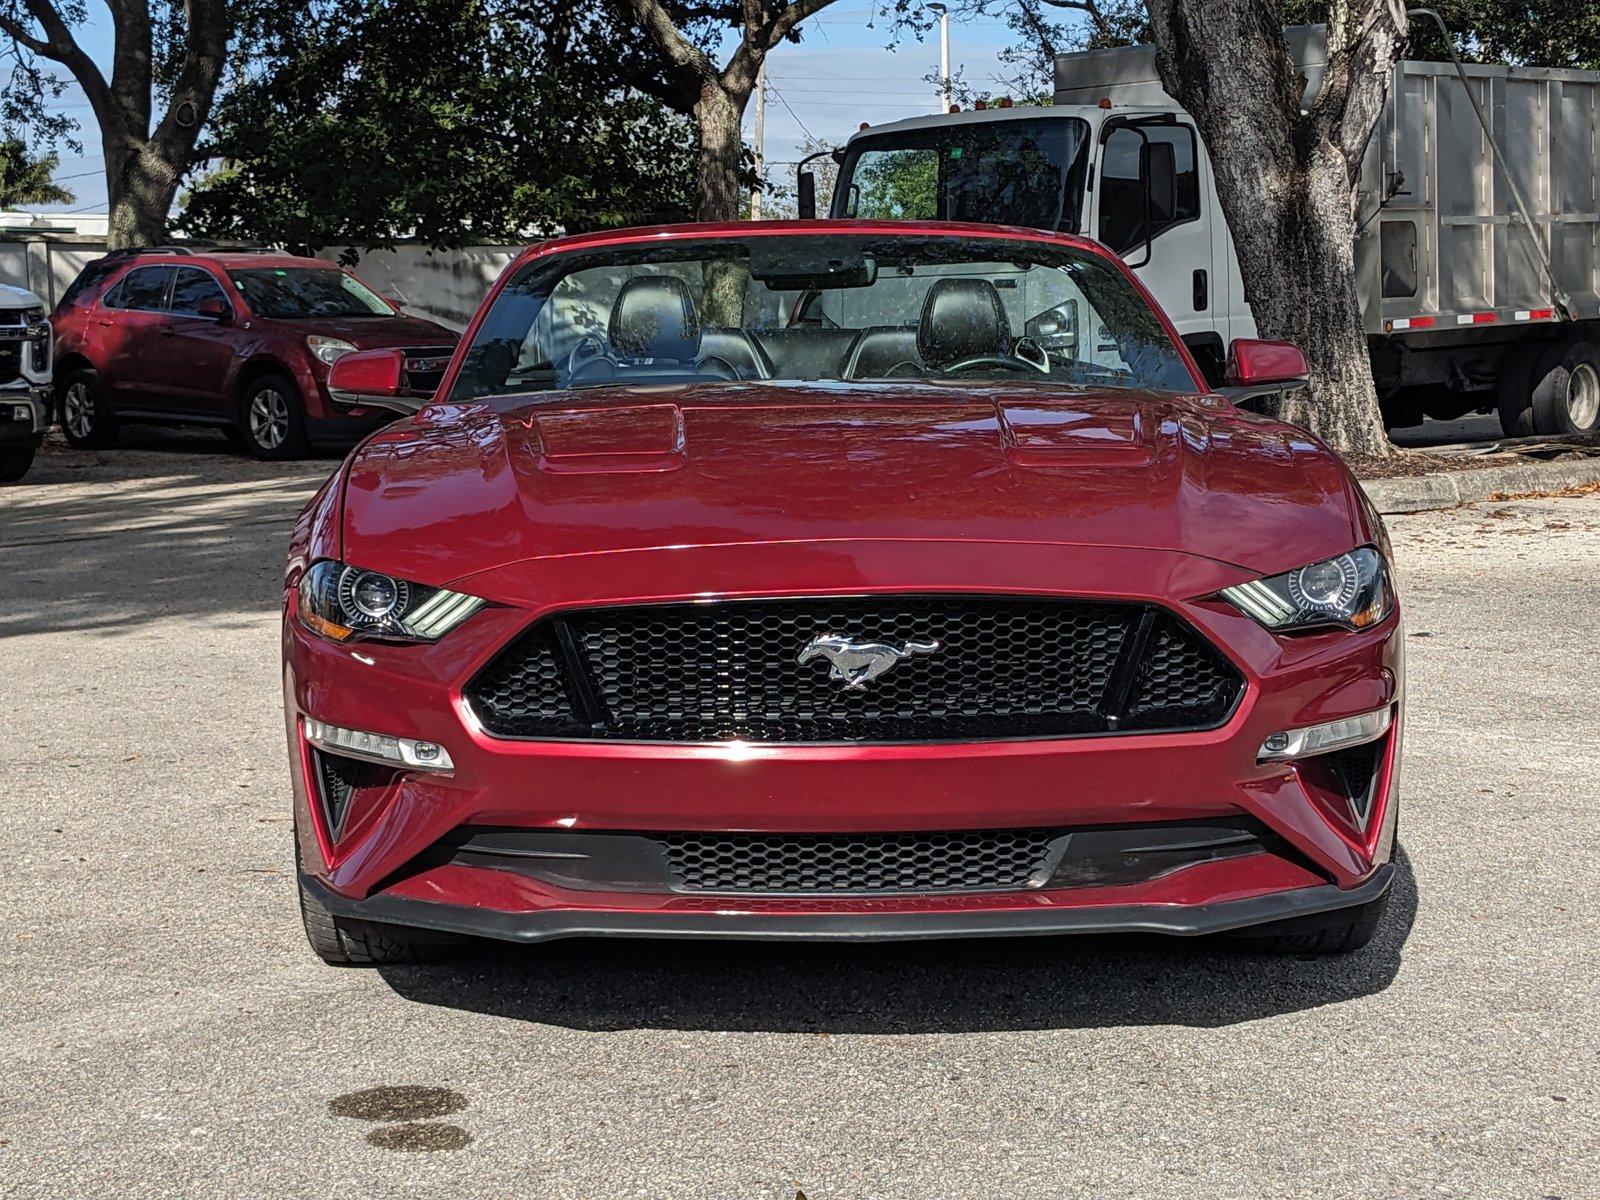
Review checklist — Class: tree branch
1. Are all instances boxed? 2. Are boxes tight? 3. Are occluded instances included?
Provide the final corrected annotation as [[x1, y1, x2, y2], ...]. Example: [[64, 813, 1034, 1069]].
[[1309, 0, 1408, 177], [149, 0, 231, 163], [764, 0, 837, 47], [8, 0, 115, 126], [625, 0, 718, 89]]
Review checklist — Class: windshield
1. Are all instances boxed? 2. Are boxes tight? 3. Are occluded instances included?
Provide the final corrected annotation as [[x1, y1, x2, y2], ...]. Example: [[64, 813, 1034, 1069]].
[[834, 117, 1091, 233], [448, 233, 1196, 402], [229, 268, 392, 319]]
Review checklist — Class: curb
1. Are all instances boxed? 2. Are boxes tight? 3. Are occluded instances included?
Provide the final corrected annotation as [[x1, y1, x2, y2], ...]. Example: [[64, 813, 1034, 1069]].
[[1358, 456, 1600, 514]]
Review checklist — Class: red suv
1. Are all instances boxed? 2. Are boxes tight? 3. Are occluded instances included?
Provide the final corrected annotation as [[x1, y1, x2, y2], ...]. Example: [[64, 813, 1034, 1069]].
[[51, 248, 457, 458]]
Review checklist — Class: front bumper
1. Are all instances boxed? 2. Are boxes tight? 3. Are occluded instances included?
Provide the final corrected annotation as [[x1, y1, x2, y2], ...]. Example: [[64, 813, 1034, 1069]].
[[302, 862, 1395, 944], [0, 383, 49, 446], [285, 541, 1404, 942]]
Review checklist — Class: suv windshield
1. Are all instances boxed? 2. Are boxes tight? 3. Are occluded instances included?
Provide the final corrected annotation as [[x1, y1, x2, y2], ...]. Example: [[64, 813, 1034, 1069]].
[[449, 233, 1196, 401], [229, 268, 391, 319], [834, 118, 1091, 233]]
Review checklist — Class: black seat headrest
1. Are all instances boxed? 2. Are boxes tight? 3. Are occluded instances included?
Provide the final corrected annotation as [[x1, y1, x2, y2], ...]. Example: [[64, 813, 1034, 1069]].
[[609, 276, 702, 362], [917, 277, 1011, 367]]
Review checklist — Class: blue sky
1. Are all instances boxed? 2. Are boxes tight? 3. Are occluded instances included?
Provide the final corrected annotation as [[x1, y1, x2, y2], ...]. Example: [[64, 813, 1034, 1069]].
[[26, 2, 1036, 217]]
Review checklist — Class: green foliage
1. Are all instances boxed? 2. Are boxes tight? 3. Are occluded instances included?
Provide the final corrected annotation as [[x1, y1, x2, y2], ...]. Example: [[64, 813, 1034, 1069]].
[[848, 147, 938, 219], [180, 0, 699, 252], [947, 0, 1600, 98], [0, 136, 73, 206]]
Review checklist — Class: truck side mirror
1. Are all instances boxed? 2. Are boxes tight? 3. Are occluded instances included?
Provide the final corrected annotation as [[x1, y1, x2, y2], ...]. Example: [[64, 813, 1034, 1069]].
[[196, 296, 232, 322], [797, 170, 817, 220]]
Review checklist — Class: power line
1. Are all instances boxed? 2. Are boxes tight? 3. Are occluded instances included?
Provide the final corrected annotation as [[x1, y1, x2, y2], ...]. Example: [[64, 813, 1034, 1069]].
[[765, 84, 819, 143]]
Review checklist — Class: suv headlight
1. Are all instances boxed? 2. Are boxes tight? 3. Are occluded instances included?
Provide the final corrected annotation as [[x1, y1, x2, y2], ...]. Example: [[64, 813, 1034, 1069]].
[[297, 560, 485, 642], [1221, 547, 1393, 632], [307, 335, 357, 366]]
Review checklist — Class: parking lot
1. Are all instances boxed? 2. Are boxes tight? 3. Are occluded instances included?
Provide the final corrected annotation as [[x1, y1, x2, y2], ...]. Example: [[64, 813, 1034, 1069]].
[[2, 430, 1596, 1198]]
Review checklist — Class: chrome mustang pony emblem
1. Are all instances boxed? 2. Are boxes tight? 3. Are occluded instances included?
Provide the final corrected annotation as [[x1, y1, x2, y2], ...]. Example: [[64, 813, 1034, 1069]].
[[797, 633, 941, 690]]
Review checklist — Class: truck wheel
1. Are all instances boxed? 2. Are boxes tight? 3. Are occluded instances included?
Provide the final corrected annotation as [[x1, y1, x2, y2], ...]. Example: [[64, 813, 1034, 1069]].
[[59, 368, 119, 449], [1495, 343, 1539, 438], [1529, 338, 1600, 436], [237, 375, 309, 460], [0, 444, 36, 483]]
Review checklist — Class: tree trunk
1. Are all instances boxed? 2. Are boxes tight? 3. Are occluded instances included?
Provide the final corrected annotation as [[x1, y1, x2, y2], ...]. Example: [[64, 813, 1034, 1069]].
[[693, 82, 745, 223], [1147, 0, 1400, 459], [1266, 148, 1388, 455], [105, 139, 182, 249]]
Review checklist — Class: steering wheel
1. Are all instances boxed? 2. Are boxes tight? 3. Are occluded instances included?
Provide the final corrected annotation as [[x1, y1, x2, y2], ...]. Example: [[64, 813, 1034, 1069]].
[[566, 332, 614, 372], [938, 352, 1048, 377]]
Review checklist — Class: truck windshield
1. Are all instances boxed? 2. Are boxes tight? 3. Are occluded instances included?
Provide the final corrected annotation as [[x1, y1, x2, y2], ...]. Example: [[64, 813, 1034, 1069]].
[[834, 117, 1091, 233]]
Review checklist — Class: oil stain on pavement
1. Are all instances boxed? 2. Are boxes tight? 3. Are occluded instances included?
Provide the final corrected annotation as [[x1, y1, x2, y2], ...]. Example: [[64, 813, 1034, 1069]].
[[328, 1085, 473, 1151]]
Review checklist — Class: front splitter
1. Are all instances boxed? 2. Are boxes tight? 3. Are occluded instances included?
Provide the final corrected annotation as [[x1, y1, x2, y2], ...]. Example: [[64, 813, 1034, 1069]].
[[301, 863, 1394, 945]]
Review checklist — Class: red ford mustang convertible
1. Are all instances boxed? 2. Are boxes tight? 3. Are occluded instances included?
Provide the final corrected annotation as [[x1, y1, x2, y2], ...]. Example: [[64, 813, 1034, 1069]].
[[284, 221, 1402, 964]]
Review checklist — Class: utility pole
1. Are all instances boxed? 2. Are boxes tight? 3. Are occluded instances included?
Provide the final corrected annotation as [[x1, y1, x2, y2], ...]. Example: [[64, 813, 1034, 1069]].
[[751, 60, 767, 221], [927, 2, 950, 112]]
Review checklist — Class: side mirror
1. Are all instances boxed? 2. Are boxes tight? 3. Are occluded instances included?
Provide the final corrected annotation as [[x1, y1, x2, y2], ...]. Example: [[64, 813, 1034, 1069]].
[[1226, 338, 1309, 387], [1025, 300, 1080, 358], [797, 170, 817, 220], [1219, 338, 1310, 406], [327, 348, 426, 415], [197, 296, 232, 322]]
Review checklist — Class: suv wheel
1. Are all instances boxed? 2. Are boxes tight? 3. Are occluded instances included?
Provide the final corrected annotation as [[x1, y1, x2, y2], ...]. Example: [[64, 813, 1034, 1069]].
[[0, 444, 36, 483], [59, 369, 119, 449], [237, 375, 309, 460]]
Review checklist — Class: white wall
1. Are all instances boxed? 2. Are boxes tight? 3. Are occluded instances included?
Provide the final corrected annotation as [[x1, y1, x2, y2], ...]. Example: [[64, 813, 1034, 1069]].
[[0, 235, 524, 326], [320, 244, 525, 331]]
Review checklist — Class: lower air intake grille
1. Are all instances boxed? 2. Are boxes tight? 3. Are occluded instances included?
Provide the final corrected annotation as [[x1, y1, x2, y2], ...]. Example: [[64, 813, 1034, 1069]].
[[465, 596, 1242, 744], [658, 829, 1060, 893]]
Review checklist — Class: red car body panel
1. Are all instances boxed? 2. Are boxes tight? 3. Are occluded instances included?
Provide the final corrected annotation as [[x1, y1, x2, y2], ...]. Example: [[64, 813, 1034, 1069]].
[[284, 220, 1403, 945], [51, 251, 455, 442]]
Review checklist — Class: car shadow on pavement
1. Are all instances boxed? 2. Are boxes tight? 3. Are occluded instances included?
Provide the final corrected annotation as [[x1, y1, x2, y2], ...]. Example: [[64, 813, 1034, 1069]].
[[376, 848, 1417, 1034]]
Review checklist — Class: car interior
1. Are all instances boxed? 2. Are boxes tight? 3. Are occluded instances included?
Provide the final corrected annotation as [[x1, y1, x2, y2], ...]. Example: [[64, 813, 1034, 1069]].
[[564, 272, 1035, 388]]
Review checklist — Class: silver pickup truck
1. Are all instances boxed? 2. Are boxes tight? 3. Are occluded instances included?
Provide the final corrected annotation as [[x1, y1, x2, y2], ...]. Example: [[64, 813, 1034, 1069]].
[[1, 281, 51, 483]]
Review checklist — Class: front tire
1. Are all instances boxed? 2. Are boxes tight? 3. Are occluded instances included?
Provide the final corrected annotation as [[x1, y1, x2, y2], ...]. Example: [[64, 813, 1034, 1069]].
[[1529, 338, 1600, 436], [58, 368, 119, 449], [0, 444, 36, 483], [237, 374, 309, 460], [1224, 890, 1390, 955], [298, 869, 457, 966]]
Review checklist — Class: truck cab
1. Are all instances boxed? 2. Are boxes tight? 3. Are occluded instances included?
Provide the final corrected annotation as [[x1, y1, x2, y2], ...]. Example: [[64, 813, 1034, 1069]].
[[0, 281, 52, 483], [825, 103, 1253, 384], [812, 26, 1600, 438]]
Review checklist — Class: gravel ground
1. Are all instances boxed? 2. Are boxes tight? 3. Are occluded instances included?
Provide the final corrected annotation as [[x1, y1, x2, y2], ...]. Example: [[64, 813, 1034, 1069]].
[[2, 429, 1596, 1199]]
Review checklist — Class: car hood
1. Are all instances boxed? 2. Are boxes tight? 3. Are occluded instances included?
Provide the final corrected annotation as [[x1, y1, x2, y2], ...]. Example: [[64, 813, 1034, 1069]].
[[261, 313, 456, 348], [339, 382, 1361, 587]]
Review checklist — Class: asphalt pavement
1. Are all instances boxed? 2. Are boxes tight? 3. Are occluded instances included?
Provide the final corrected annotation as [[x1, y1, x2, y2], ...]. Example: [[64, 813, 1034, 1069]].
[[2, 428, 1596, 1198]]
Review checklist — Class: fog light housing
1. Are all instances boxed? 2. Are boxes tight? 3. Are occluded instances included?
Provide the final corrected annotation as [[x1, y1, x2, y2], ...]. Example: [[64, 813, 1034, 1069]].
[[303, 717, 454, 772], [1258, 707, 1391, 763]]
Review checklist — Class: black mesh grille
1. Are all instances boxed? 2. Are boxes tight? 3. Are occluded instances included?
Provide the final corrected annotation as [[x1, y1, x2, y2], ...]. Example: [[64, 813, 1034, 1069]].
[[313, 750, 392, 837], [659, 829, 1059, 893], [465, 597, 1242, 744]]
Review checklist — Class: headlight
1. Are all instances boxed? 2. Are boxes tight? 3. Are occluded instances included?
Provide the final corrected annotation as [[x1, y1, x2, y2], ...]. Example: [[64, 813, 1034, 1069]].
[[307, 335, 357, 366], [297, 560, 485, 642], [1221, 547, 1393, 632]]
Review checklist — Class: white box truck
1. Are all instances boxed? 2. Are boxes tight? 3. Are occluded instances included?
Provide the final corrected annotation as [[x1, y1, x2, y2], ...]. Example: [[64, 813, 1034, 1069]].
[[803, 25, 1600, 437]]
